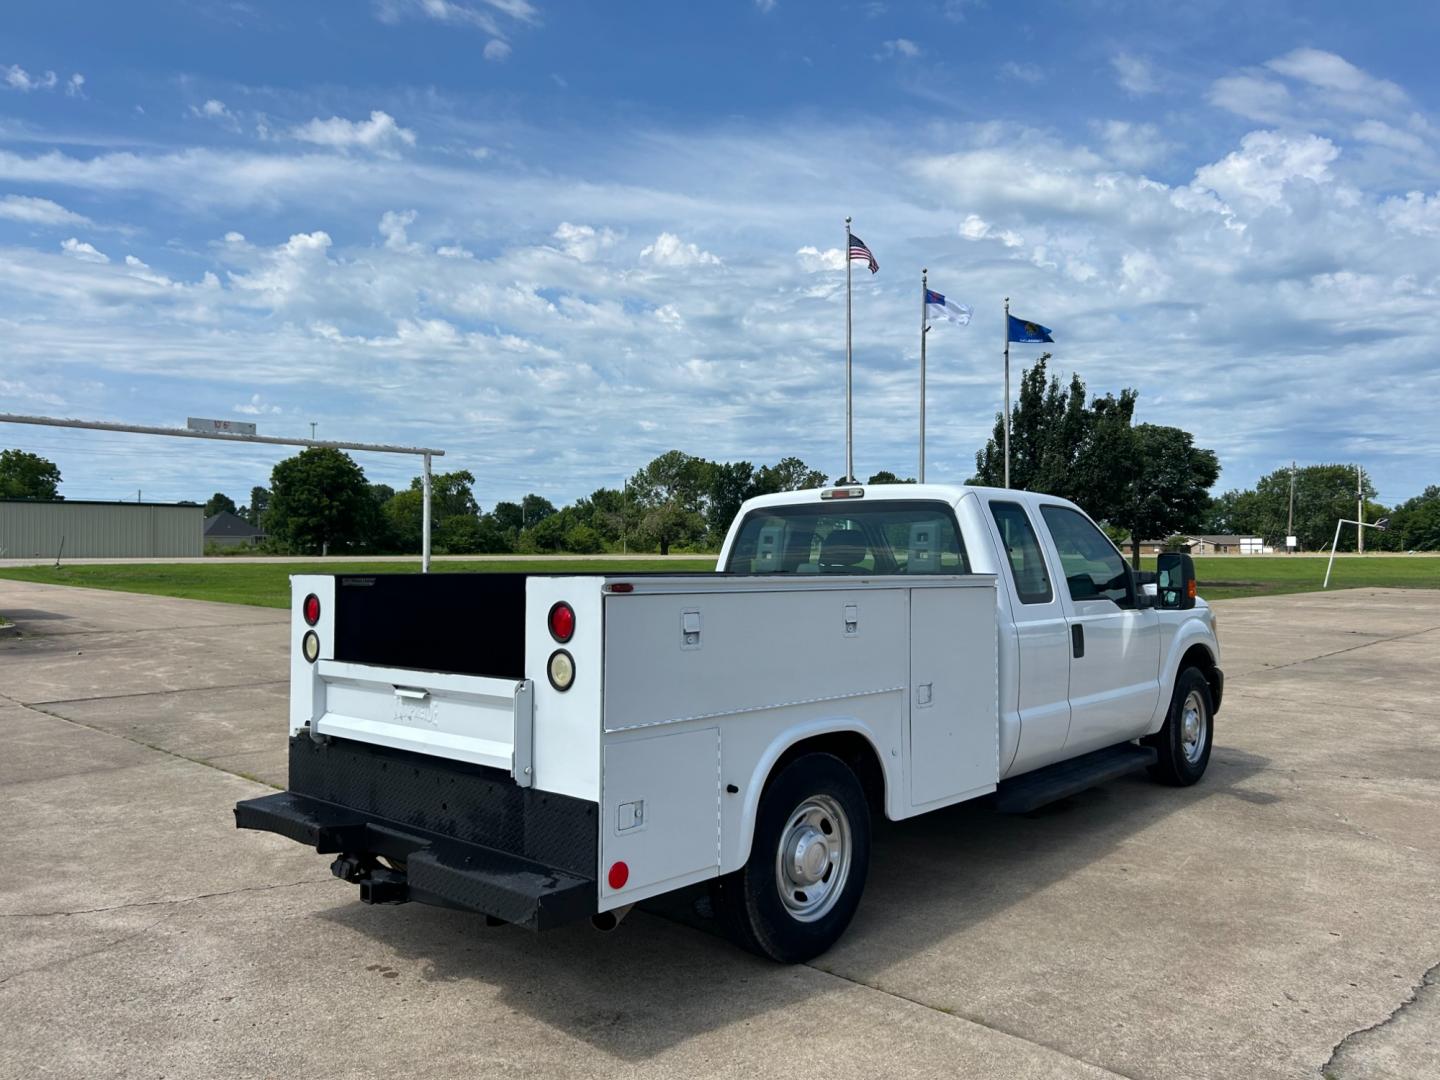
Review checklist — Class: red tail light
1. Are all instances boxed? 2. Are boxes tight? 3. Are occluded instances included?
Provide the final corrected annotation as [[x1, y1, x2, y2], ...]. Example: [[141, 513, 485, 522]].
[[548, 601, 575, 643], [303, 593, 321, 626]]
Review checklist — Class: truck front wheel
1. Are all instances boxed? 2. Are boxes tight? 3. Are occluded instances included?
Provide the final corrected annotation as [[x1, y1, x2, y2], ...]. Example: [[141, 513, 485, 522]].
[[712, 752, 871, 963], [1147, 667, 1214, 786]]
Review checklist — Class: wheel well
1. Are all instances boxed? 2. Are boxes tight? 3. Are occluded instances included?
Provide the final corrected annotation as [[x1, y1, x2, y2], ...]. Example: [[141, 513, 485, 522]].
[[1180, 643, 1221, 710], [770, 731, 886, 817]]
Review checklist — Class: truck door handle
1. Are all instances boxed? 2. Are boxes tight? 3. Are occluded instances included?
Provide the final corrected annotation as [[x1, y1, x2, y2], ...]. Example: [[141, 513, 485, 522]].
[[1071, 625, 1085, 659]]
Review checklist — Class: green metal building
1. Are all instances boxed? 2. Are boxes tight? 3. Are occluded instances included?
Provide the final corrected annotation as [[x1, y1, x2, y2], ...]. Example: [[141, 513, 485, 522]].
[[0, 499, 204, 559]]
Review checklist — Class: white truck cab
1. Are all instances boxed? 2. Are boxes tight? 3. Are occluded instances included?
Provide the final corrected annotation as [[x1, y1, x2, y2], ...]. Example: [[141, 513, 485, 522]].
[[237, 482, 1221, 962]]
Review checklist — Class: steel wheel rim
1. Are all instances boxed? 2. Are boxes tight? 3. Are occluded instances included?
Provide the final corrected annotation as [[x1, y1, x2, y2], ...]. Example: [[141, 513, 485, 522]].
[[1180, 689, 1208, 764], [775, 794, 851, 923]]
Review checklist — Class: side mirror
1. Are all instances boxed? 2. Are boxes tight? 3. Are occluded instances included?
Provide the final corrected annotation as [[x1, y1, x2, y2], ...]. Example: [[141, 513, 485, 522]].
[[1156, 552, 1197, 610]]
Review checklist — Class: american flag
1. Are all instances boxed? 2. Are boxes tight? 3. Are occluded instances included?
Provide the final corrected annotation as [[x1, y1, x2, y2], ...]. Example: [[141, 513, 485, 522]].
[[848, 233, 878, 274]]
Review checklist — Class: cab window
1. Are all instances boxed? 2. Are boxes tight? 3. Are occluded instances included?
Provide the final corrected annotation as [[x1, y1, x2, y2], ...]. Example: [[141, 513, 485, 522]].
[[989, 500, 1052, 604], [725, 501, 969, 576], [1038, 505, 1134, 608]]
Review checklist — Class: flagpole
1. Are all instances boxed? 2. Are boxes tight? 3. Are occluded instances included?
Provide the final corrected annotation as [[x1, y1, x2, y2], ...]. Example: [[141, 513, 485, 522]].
[[1003, 296, 1011, 489], [919, 268, 928, 484], [845, 216, 854, 483]]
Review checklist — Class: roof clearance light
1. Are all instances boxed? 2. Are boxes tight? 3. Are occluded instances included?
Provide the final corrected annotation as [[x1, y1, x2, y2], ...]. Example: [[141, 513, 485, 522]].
[[820, 487, 865, 500], [303, 593, 321, 626], [302, 630, 320, 664], [548, 649, 575, 692], [548, 601, 576, 643]]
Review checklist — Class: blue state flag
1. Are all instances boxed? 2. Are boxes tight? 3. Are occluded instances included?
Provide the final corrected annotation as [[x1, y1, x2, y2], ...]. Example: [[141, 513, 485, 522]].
[[1007, 314, 1054, 343]]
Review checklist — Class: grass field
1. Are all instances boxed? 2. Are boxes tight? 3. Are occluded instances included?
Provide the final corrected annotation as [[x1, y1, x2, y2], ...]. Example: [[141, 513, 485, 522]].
[[0, 554, 1433, 608], [0, 558, 717, 609]]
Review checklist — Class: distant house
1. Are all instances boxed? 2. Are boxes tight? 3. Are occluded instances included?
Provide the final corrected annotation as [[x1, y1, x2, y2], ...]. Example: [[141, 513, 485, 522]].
[[1185, 534, 1267, 555], [204, 510, 265, 549]]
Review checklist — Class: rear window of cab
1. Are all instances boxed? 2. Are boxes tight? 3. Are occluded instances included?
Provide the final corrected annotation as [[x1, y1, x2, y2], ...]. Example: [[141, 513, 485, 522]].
[[725, 500, 970, 575]]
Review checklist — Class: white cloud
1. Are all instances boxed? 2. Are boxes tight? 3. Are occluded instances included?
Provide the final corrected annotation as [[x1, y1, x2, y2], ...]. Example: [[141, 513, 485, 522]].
[[1353, 119, 1426, 154], [755, 0, 776, 12], [957, 213, 1023, 248], [878, 39, 921, 60], [289, 110, 416, 154], [437, 243, 474, 258], [3, 65, 58, 92], [60, 237, 108, 262], [1095, 120, 1170, 169], [1111, 53, 1158, 96], [1000, 62, 1043, 85], [553, 221, 616, 261], [1192, 130, 1339, 208], [1381, 191, 1440, 237], [483, 39, 512, 61], [1208, 75, 1292, 124], [1266, 48, 1406, 108], [795, 245, 845, 271], [191, 98, 237, 122], [0, 194, 91, 226], [379, 208, 419, 251], [372, 0, 538, 35], [234, 392, 282, 415], [65, 73, 85, 98], [640, 232, 721, 267]]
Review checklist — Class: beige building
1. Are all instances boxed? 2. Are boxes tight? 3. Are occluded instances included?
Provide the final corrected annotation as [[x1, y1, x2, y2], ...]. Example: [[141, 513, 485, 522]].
[[0, 499, 203, 558]]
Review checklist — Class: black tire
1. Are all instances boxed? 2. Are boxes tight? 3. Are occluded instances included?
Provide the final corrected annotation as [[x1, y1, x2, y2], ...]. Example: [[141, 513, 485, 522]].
[[711, 752, 871, 963], [1146, 667, 1214, 786]]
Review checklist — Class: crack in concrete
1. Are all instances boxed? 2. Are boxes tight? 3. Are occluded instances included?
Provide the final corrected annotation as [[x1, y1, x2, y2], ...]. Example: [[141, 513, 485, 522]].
[[808, 963, 1136, 1079], [1229, 625, 1440, 682], [0, 910, 181, 990], [25, 678, 288, 708], [1320, 960, 1439, 1078], [2, 878, 322, 920]]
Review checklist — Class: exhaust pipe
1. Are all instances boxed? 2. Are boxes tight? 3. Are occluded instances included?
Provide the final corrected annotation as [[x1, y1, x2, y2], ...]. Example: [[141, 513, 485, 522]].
[[591, 904, 634, 932]]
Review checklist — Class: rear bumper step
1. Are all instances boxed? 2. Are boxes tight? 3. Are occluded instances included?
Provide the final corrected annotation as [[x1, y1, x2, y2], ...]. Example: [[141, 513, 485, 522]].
[[236, 790, 596, 930], [994, 743, 1157, 814]]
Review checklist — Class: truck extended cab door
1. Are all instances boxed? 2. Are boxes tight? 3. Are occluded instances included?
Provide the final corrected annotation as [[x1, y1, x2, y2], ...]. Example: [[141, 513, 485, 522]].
[[983, 498, 1073, 776], [1037, 504, 1161, 755]]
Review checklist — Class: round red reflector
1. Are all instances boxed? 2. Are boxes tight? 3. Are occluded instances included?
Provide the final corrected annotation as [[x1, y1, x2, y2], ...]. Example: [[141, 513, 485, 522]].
[[303, 594, 321, 626], [607, 861, 629, 890], [548, 601, 575, 643]]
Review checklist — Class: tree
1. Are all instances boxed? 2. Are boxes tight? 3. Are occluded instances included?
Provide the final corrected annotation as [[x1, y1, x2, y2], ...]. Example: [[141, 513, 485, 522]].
[[245, 486, 270, 527], [703, 461, 755, 546], [627, 450, 708, 555], [1209, 465, 1377, 551], [1109, 425, 1220, 568], [972, 355, 1138, 520], [866, 471, 915, 484], [1387, 486, 1440, 551], [203, 492, 237, 517], [266, 448, 377, 555], [754, 456, 827, 494], [382, 470, 487, 554], [0, 449, 61, 500]]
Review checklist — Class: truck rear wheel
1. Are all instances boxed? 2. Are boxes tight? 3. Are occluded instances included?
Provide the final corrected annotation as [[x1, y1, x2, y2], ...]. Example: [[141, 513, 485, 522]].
[[1146, 667, 1214, 786], [712, 752, 870, 963]]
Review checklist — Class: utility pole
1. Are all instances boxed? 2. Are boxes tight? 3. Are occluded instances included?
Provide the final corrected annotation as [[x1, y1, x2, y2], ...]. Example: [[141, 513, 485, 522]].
[[1287, 461, 1295, 553], [310, 422, 317, 440], [1356, 465, 1365, 555]]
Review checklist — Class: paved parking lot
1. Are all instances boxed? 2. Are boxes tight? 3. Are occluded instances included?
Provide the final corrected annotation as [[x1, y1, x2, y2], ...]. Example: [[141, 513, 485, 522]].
[[2, 580, 1437, 1079]]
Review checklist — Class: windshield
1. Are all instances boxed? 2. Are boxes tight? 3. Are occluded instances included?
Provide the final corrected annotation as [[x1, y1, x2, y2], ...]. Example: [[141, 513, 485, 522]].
[[724, 500, 969, 576]]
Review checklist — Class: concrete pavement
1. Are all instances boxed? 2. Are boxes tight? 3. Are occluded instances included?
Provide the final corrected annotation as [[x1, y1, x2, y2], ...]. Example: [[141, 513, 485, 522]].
[[1, 578, 1437, 1079]]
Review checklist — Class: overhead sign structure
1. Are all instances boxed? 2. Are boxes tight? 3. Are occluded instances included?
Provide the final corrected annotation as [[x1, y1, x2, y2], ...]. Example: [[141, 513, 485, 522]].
[[187, 417, 257, 436]]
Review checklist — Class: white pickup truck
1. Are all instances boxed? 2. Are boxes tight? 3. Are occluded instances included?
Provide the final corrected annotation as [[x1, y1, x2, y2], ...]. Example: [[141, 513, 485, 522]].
[[237, 482, 1221, 962]]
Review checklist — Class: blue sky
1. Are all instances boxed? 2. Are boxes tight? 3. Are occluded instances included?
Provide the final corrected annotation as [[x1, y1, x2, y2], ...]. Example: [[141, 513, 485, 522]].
[[2, 0, 1438, 510]]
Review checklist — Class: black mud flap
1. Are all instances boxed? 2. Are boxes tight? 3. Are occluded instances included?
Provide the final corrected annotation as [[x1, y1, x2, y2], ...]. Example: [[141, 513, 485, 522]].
[[235, 736, 598, 930]]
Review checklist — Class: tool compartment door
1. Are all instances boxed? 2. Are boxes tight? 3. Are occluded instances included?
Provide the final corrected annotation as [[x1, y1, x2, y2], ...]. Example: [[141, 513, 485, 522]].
[[907, 584, 998, 808], [600, 727, 721, 910]]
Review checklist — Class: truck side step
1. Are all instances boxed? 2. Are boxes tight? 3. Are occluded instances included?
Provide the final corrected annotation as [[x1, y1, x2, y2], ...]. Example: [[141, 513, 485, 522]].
[[994, 743, 1157, 814]]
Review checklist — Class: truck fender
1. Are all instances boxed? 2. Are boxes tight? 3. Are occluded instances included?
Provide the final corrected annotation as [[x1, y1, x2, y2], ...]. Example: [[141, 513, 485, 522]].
[[724, 717, 896, 876], [1145, 619, 1220, 736]]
